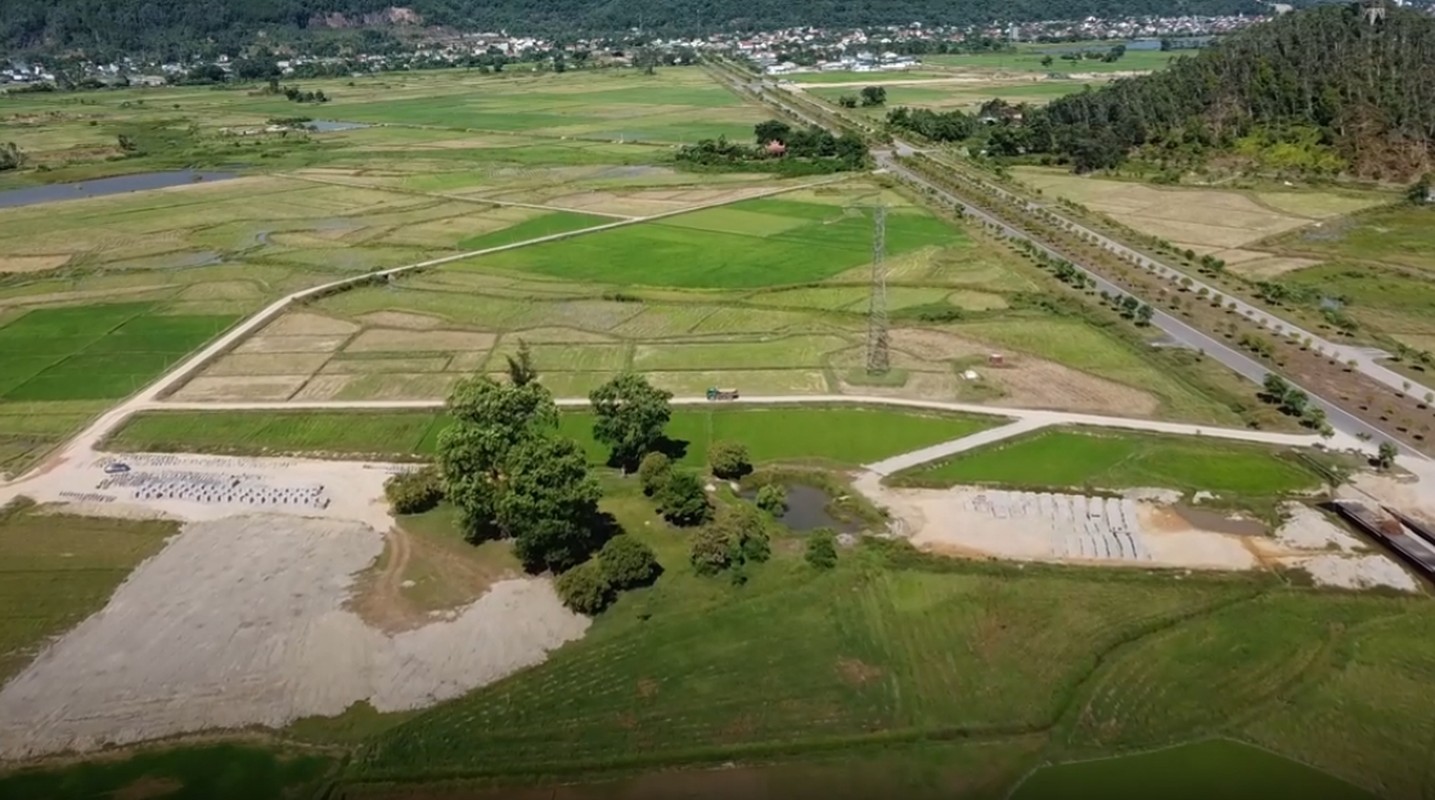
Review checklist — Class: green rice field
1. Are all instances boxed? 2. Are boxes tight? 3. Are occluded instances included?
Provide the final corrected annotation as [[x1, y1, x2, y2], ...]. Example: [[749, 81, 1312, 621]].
[[0, 303, 232, 401], [103, 406, 1000, 468], [896, 428, 1323, 496], [455, 198, 959, 288]]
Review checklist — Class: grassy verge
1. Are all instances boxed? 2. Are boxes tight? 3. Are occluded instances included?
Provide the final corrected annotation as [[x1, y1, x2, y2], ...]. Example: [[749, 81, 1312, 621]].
[[103, 406, 1002, 468], [0, 744, 336, 800]]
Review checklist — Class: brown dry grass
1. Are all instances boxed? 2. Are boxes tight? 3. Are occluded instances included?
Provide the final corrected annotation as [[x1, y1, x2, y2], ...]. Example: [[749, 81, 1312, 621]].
[[988, 360, 1160, 416]]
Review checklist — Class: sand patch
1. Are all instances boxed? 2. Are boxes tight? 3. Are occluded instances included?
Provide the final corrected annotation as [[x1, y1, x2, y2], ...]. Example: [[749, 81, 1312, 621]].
[[0, 515, 587, 758], [346, 329, 497, 353], [0, 255, 70, 274], [261, 312, 360, 337], [170, 375, 308, 402]]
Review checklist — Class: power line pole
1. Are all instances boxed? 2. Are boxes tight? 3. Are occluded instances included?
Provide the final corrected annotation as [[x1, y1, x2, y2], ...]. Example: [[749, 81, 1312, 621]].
[[865, 204, 890, 375]]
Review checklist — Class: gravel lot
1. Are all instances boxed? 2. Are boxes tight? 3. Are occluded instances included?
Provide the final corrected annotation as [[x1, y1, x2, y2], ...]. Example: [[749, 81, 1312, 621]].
[[0, 514, 587, 759]]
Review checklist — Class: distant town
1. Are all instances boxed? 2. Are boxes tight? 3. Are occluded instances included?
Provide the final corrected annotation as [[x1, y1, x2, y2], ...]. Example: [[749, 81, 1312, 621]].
[[0, 12, 1314, 89]]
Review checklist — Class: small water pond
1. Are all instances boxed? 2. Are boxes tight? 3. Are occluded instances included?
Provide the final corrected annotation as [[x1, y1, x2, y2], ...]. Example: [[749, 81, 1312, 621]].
[[307, 120, 371, 132], [740, 482, 864, 535], [0, 170, 238, 209]]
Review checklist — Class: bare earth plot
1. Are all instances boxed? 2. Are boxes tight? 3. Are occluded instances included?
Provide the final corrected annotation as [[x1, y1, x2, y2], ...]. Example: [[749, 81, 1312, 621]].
[[1011, 167, 1386, 276]]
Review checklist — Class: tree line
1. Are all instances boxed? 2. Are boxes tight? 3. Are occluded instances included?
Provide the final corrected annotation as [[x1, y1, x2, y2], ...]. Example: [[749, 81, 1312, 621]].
[[675, 118, 869, 175], [1, 0, 1273, 54], [885, 3, 1435, 179]]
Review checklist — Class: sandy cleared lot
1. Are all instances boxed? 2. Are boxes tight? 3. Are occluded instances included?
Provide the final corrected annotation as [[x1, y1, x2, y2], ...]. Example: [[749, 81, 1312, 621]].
[[0, 516, 585, 758], [0, 451, 589, 758], [855, 474, 1416, 587]]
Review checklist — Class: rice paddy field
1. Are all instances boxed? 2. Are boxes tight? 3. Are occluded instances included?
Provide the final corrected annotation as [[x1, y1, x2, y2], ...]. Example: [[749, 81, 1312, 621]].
[[895, 428, 1324, 498]]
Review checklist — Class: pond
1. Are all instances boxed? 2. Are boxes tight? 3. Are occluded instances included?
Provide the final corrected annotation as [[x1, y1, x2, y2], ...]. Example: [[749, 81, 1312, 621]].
[[1009, 739, 1376, 800], [740, 483, 863, 534], [0, 170, 238, 209], [307, 120, 371, 132]]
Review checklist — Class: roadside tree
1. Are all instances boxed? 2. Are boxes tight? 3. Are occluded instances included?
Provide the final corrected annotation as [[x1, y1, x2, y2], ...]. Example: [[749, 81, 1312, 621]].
[[590, 373, 673, 471], [1377, 441, 1399, 470]]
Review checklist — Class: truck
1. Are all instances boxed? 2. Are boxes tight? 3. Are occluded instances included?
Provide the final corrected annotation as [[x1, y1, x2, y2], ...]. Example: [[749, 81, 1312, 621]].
[[705, 387, 740, 401]]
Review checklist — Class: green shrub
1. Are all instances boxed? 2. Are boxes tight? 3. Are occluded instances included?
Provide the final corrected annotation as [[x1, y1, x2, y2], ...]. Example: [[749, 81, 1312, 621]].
[[708, 440, 752, 479], [689, 525, 734, 576], [637, 451, 672, 496], [656, 469, 712, 526], [555, 561, 613, 615], [755, 483, 788, 515], [598, 534, 660, 589], [806, 528, 839, 569], [383, 466, 444, 514]]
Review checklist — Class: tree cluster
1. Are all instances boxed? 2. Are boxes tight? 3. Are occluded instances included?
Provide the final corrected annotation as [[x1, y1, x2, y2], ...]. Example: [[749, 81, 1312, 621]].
[[1260, 373, 1329, 434], [555, 534, 660, 614], [0, 142, 24, 172], [436, 376, 605, 573], [675, 119, 869, 175], [689, 502, 771, 583]]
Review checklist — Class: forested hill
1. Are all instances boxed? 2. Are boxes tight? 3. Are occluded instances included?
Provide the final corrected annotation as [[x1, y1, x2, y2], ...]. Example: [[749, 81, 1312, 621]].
[[2, 0, 1271, 53], [1033, 3, 1435, 179]]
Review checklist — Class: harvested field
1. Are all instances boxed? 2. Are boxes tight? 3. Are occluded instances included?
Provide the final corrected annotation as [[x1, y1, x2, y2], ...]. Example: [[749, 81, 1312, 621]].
[[233, 334, 352, 354], [345, 328, 497, 353], [983, 359, 1160, 416], [203, 353, 332, 377], [1011, 168, 1385, 252], [356, 311, 446, 330], [291, 375, 357, 401], [262, 313, 360, 337], [0, 515, 587, 758], [0, 255, 70, 274], [170, 375, 308, 402]]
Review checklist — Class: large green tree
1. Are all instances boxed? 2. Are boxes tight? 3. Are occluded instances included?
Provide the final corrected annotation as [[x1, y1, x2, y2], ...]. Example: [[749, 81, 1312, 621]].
[[589, 373, 672, 470], [436, 376, 558, 542], [498, 435, 604, 572]]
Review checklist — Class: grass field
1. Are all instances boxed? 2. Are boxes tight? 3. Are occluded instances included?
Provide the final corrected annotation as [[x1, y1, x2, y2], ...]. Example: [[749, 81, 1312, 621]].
[[924, 47, 1180, 74], [895, 428, 1323, 497], [104, 406, 1000, 468], [342, 502, 1431, 795], [0, 502, 178, 683], [1010, 739, 1377, 800]]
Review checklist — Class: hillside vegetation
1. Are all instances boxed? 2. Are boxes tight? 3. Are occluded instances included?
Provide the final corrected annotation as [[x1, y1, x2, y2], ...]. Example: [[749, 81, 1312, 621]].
[[3, 0, 1269, 53], [1044, 3, 1435, 178], [890, 3, 1435, 180]]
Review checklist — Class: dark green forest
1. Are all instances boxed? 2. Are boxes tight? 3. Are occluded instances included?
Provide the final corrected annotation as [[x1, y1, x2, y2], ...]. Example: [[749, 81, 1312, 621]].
[[888, 3, 1435, 180], [2, 0, 1274, 54]]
